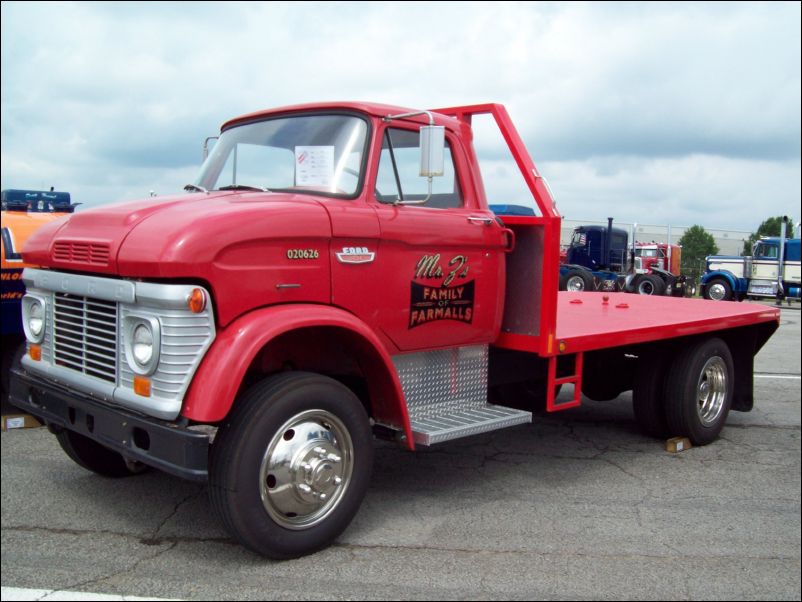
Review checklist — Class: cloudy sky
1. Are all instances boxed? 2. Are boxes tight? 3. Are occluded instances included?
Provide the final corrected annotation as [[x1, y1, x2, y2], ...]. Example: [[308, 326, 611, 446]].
[[1, 1, 800, 232]]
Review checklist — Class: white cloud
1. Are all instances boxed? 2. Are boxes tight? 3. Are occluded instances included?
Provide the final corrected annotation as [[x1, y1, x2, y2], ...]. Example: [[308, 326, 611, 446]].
[[1, 1, 799, 230]]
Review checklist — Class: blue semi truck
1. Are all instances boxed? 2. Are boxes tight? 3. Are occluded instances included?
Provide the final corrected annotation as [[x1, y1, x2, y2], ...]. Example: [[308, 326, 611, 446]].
[[700, 216, 801, 303], [558, 218, 692, 296]]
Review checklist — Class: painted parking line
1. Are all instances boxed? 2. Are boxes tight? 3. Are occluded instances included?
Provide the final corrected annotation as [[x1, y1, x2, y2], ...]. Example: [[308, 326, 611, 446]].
[[754, 374, 802, 379], [0, 587, 181, 601]]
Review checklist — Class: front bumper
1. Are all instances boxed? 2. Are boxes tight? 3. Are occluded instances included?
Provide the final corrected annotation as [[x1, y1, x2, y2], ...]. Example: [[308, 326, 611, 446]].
[[9, 365, 210, 482]]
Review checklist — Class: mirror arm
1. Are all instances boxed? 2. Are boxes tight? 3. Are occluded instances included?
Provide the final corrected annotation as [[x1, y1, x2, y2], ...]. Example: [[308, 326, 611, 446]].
[[394, 178, 432, 206], [383, 109, 442, 206], [383, 110, 435, 126]]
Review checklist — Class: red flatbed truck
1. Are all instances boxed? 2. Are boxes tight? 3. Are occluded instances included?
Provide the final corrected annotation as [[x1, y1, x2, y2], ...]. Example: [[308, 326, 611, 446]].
[[9, 102, 779, 558]]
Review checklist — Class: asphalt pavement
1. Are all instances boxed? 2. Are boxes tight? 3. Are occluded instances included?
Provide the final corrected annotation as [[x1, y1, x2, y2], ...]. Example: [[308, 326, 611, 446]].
[[1, 304, 800, 600]]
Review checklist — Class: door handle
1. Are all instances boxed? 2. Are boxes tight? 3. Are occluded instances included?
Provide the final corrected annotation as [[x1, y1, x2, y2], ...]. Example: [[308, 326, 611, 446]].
[[467, 216, 494, 226]]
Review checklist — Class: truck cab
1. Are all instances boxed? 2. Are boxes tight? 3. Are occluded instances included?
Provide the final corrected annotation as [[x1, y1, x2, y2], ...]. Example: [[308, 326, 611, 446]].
[[634, 242, 681, 276], [565, 225, 628, 272]]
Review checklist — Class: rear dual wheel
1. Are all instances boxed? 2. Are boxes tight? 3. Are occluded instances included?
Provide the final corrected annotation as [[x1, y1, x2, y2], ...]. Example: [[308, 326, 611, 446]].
[[634, 274, 666, 296], [633, 338, 733, 446]]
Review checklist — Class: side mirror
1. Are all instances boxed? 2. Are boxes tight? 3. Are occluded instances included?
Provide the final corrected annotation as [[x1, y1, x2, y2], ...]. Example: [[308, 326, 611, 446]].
[[419, 126, 445, 177]]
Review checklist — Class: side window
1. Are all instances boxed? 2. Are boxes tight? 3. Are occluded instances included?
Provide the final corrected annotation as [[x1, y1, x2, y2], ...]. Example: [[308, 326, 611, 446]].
[[375, 128, 463, 209], [756, 244, 778, 259]]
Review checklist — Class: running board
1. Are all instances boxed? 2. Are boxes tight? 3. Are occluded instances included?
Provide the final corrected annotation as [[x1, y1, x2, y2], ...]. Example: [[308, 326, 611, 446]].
[[410, 403, 532, 446], [393, 345, 532, 446]]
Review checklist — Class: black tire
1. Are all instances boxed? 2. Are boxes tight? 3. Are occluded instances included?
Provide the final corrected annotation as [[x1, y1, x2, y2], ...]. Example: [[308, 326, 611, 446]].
[[703, 277, 733, 301], [636, 274, 666, 296], [632, 359, 670, 438], [1, 338, 25, 413], [560, 269, 593, 292], [56, 430, 149, 478], [209, 372, 373, 559], [664, 338, 734, 446]]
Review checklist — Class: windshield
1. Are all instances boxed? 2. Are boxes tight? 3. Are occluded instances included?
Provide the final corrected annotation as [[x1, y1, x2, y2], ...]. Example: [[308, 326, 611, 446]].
[[195, 114, 368, 197], [636, 248, 658, 258]]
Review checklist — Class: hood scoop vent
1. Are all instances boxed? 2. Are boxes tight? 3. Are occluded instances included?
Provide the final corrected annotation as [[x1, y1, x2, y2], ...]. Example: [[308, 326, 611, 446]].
[[53, 240, 111, 267]]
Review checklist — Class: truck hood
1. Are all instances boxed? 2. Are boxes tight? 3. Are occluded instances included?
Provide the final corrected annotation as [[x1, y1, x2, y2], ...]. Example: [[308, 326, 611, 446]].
[[23, 191, 332, 276]]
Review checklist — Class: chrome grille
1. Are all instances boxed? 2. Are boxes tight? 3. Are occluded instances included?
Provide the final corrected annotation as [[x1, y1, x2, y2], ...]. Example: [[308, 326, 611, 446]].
[[53, 293, 117, 382]]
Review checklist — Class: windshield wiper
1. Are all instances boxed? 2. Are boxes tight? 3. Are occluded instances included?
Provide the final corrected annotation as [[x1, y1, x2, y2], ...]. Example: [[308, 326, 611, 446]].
[[184, 184, 208, 193], [217, 184, 270, 192]]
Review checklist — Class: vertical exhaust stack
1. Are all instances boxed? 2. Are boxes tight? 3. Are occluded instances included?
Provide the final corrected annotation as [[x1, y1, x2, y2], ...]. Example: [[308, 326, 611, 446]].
[[777, 216, 789, 300], [631, 223, 637, 272], [606, 217, 614, 269]]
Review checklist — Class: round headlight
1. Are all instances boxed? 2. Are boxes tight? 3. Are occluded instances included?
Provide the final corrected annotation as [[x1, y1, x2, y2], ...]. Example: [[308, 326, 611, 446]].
[[29, 301, 44, 337], [132, 323, 154, 366]]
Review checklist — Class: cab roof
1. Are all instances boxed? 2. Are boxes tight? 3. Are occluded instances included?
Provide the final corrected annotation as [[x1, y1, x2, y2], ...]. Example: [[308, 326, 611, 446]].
[[221, 101, 460, 132]]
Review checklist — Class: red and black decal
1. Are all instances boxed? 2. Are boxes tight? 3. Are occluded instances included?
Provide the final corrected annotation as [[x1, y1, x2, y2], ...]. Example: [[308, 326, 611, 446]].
[[409, 280, 474, 328], [409, 253, 474, 328]]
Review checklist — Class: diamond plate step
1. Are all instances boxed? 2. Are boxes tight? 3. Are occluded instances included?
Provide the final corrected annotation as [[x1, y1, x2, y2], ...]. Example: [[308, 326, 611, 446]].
[[410, 404, 532, 446]]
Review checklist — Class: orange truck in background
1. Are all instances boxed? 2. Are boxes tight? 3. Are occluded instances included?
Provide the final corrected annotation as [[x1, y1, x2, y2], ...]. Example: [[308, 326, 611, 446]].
[[1, 189, 76, 408]]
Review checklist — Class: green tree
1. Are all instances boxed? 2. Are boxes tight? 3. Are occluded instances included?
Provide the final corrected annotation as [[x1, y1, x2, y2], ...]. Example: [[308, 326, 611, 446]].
[[679, 225, 719, 283], [742, 216, 793, 255]]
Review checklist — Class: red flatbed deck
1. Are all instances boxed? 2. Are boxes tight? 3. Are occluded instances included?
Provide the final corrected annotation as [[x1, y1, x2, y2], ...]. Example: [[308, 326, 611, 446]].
[[554, 292, 780, 354]]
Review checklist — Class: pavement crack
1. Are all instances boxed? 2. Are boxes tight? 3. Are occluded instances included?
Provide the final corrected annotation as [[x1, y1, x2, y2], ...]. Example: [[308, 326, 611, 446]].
[[142, 485, 205, 545], [64, 540, 180, 596], [4, 524, 232, 546]]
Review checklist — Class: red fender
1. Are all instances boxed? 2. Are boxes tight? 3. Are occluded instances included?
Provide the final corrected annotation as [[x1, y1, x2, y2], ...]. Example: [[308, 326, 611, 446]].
[[181, 304, 414, 449]]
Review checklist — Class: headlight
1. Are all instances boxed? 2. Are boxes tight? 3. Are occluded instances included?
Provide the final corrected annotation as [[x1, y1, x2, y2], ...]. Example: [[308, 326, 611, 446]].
[[124, 316, 161, 375], [22, 295, 46, 344], [29, 302, 44, 337], [133, 324, 154, 365]]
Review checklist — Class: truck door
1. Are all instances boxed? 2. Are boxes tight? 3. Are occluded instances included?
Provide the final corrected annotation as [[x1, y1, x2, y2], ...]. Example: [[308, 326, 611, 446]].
[[752, 242, 780, 280], [369, 126, 506, 351]]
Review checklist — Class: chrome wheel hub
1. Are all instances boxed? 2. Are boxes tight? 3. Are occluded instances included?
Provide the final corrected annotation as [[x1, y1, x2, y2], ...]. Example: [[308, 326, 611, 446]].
[[709, 283, 726, 301], [696, 356, 728, 426], [259, 410, 353, 530], [567, 276, 585, 291]]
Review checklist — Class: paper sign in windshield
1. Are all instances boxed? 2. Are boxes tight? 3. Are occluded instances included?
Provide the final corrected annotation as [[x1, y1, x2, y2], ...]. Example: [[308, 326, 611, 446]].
[[295, 146, 334, 188]]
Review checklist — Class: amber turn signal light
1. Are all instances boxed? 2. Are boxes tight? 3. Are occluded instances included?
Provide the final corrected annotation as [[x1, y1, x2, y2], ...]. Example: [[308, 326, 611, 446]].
[[29, 345, 42, 361], [188, 288, 206, 313], [133, 376, 151, 397]]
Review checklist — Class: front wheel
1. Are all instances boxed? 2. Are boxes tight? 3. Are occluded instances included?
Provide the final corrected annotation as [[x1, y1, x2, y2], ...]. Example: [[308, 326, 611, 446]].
[[703, 278, 733, 301], [664, 338, 733, 446], [560, 269, 593, 292], [210, 372, 373, 559], [56, 430, 150, 477]]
